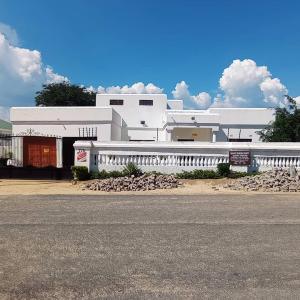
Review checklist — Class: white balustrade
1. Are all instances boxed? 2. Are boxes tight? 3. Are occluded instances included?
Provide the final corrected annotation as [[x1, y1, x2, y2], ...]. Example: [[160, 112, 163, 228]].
[[87, 144, 300, 173]]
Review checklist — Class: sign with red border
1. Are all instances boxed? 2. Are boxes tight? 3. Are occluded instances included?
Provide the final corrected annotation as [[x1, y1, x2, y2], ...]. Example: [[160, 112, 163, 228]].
[[76, 150, 87, 162]]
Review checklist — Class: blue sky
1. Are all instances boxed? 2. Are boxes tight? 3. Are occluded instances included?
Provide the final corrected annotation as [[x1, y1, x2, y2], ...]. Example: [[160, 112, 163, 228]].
[[1, 0, 300, 118]]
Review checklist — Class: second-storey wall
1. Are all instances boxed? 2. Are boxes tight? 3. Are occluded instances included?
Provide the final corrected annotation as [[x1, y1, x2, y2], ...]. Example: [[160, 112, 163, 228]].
[[96, 94, 168, 141]]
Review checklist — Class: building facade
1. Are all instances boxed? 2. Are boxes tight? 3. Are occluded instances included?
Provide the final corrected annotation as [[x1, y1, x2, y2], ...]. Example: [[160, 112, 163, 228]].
[[10, 93, 275, 168]]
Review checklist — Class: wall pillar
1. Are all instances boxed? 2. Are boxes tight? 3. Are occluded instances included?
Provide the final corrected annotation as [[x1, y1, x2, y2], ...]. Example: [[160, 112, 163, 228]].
[[74, 141, 92, 172], [56, 138, 63, 168], [212, 132, 217, 143]]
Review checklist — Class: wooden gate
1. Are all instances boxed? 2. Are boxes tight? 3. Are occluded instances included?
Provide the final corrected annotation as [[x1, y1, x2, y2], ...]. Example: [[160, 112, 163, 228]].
[[23, 137, 57, 167]]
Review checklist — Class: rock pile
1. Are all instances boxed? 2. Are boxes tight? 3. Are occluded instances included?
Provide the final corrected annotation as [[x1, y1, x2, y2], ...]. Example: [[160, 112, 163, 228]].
[[82, 173, 180, 192], [224, 168, 300, 192]]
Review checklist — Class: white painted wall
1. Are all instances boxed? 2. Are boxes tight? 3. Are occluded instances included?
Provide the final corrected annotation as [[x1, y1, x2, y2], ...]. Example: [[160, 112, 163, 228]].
[[96, 94, 168, 141], [10, 96, 276, 144], [11, 106, 122, 141], [209, 108, 275, 125], [167, 100, 183, 110], [11, 106, 115, 122], [167, 108, 275, 142]]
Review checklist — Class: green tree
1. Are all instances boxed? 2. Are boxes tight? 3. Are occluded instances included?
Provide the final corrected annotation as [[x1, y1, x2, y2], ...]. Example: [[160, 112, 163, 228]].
[[35, 82, 96, 106], [259, 95, 300, 142]]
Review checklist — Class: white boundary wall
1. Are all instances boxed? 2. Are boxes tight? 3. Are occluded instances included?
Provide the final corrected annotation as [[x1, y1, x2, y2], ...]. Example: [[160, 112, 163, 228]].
[[74, 141, 300, 173]]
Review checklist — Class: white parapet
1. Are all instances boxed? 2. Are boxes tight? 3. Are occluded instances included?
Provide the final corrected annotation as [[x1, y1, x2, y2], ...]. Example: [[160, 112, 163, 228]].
[[73, 141, 300, 173]]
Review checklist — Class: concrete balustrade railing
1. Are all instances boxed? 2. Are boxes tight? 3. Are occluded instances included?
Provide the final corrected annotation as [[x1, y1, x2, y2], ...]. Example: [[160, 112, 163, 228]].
[[96, 154, 229, 167], [74, 141, 300, 173]]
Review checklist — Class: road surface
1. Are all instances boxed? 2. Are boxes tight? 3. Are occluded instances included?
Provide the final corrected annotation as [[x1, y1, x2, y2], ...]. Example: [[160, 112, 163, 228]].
[[0, 194, 299, 299]]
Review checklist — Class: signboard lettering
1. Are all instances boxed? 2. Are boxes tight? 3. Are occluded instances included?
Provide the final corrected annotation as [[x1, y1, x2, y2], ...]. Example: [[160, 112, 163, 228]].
[[229, 150, 251, 166]]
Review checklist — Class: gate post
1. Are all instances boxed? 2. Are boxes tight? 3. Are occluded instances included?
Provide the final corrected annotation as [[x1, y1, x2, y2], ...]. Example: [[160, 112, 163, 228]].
[[56, 138, 63, 168]]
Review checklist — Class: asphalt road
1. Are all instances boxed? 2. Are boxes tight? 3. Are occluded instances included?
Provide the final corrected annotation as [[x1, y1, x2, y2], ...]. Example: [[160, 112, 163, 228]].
[[0, 194, 300, 299]]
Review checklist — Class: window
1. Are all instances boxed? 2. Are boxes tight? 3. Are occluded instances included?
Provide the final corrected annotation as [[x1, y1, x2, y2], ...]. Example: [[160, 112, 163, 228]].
[[139, 99, 153, 106], [130, 139, 155, 142], [110, 99, 124, 105], [228, 138, 252, 142], [177, 139, 194, 142]]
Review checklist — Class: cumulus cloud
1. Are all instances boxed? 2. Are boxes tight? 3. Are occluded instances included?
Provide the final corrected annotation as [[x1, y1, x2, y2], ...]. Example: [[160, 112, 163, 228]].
[[172, 81, 211, 109], [218, 59, 288, 107], [0, 22, 19, 46], [260, 77, 288, 105], [0, 24, 68, 113], [172, 59, 293, 109], [294, 96, 300, 107], [97, 82, 163, 94], [45, 66, 68, 84]]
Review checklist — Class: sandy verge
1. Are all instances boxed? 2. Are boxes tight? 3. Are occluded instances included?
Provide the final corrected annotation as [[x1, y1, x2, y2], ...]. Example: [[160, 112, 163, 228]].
[[0, 178, 240, 196], [1, 178, 300, 196]]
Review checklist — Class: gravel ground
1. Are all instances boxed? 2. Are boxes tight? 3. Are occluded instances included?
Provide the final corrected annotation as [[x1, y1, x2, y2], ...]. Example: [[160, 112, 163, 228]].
[[0, 194, 300, 299]]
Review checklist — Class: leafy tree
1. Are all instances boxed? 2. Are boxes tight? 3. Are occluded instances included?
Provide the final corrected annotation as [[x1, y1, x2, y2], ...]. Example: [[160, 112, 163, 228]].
[[35, 82, 96, 106], [259, 95, 300, 142]]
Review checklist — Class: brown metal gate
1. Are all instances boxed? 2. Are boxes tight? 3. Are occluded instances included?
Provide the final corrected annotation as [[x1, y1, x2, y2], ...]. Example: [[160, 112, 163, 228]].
[[23, 137, 56, 168]]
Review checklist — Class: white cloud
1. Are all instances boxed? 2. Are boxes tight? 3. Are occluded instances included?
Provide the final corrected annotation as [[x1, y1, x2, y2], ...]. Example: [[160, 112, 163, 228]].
[[260, 77, 288, 105], [0, 24, 68, 110], [171, 59, 291, 109], [45, 66, 68, 84], [193, 92, 211, 108], [218, 59, 288, 107], [172, 81, 211, 109], [0, 23, 19, 46], [97, 82, 163, 94], [210, 94, 232, 108], [294, 96, 300, 107]]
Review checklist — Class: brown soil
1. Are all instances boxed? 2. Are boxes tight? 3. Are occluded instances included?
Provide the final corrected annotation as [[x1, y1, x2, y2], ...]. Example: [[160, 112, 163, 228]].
[[0, 178, 237, 196]]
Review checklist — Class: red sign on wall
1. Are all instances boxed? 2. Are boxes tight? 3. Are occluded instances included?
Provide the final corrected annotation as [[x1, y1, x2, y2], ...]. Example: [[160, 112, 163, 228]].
[[76, 150, 87, 162]]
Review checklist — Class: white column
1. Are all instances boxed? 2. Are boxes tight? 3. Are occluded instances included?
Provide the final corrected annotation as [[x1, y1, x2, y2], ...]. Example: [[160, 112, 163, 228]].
[[56, 138, 63, 168], [212, 132, 217, 143]]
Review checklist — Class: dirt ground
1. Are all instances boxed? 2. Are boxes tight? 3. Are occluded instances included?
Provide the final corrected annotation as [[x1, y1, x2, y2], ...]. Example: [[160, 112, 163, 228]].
[[1, 177, 299, 196], [0, 178, 241, 196]]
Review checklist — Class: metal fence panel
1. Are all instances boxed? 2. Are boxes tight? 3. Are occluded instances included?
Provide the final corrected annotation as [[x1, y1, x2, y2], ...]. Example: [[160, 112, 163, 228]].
[[0, 135, 12, 159]]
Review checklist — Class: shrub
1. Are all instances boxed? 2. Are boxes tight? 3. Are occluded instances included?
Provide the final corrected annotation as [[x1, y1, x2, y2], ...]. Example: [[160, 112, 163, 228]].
[[91, 169, 126, 179], [217, 163, 230, 177], [145, 171, 164, 176], [0, 158, 8, 167], [176, 169, 220, 179], [110, 170, 124, 178], [228, 171, 259, 178], [122, 162, 142, 177], [71, 166, 90, 181]]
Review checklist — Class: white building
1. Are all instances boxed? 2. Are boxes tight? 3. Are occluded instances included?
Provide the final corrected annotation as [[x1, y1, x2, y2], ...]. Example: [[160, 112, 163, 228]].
[[10, 93, 275, 168]]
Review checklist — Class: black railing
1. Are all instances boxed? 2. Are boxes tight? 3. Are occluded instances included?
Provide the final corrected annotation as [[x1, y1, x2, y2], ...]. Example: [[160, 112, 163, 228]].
[[0, 134, 12, 160]]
